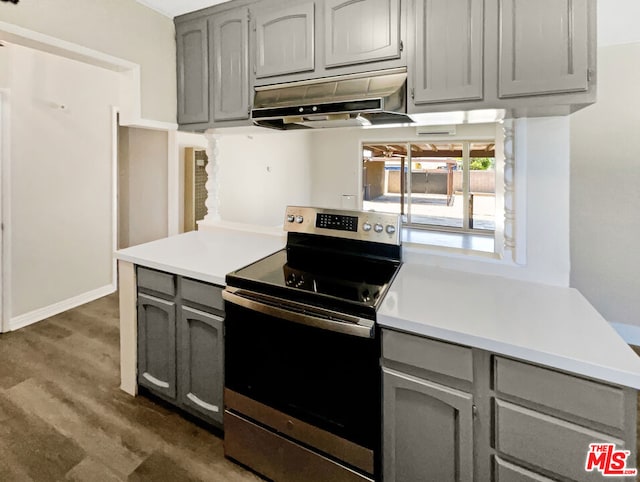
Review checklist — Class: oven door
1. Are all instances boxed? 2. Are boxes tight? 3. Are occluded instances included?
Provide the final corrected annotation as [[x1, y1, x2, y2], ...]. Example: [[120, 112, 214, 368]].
[[224, 294, 381, 455]]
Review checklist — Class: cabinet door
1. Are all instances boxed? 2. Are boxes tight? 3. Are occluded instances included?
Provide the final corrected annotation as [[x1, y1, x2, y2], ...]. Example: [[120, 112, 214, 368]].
[[178, 306, 224, 424], [498, 0, 589, 97], [412, 0, 483, 104], [210, 7, 250, 122], [324, 0, 401, 68], [383, 367, 473, 482], [137, 293, 176, 399], [254, 1, 315, 78], [176, 17, 210, 125]]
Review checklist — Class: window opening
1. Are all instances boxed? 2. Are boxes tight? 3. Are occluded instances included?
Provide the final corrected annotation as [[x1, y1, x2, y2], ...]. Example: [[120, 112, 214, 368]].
[[362, 141, 496, 233]]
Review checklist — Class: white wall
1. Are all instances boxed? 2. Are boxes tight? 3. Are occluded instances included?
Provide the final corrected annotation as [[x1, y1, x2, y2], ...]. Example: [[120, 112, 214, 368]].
[[310, 120, 571, 286], [119, 127, 169, 248], [215, 130, 313, 226], [570, 42, 640, 329], [567, 2, 640, 334], [1, 43, 119, 321], [597, 0, 640, 48], [0, 0, 176, 123]]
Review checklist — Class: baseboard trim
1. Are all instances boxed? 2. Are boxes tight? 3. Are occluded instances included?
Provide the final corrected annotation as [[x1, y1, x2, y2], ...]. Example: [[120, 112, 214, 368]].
[[9, 283, 116, 331], [611, 322, 640, 347]]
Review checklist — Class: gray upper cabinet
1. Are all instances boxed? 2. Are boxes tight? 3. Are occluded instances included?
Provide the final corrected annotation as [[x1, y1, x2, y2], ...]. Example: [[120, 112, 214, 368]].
[[383, 367, 474, 482], [176, 17, 210, 125], [324, 0, 401, 68], [137, 293, 177, 399], [498, 0, 590, 98], [411, 0, 484, 105], [210, 7, 250, 122], [178, 306, 224, 424], [254, 1, 316, 78]]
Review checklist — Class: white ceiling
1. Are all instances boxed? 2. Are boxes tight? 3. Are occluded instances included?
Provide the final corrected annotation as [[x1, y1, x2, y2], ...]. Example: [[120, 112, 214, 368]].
[[136, 0, 231, 18]]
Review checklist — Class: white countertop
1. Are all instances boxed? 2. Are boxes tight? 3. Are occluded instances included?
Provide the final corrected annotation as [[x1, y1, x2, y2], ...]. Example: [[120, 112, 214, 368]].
[[115, 228, 286, 286], [116, 230, 640, 389], [379, 263, 640, 389]]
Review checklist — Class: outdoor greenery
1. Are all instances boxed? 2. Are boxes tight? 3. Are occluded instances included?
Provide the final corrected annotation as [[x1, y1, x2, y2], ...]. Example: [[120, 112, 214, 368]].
[[470, 157, 494, 170]]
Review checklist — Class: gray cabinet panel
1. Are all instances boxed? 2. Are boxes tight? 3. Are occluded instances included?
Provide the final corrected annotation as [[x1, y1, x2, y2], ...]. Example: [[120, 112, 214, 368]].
[[178, 306, 224, 424], [137, 267, 176, 297], [137, 293, 176, 399], [495, 399, 624, 481], [494, 457, 556, 482], [498, 0, 589, 97], [210, 7, 250, 122], [176, 17, 210, 125], [324, 0, 400, 68], [254, 1, 315, 78], [383, 367, 473, 482], [495, 356, 626, 430], [412, 0, 483, 104], [181, 277, 224, 313], [383, 329, 473, 382]]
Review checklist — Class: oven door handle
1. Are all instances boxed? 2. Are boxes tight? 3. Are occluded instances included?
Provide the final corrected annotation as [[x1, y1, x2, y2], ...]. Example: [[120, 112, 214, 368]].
[[222, 289, 375, 338]]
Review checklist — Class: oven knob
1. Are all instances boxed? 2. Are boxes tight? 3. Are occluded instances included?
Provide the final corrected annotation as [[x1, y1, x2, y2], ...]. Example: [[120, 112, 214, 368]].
[[287, 215, 295, 223], [374, 223, 384, 233], [362, 289, 371, 302], [295, 215, 304, 224], [363, 222, 372, 232], [386, 225, 396, 234]]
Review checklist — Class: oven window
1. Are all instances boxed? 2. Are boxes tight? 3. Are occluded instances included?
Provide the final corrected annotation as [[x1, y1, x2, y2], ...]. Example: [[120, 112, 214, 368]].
[[225, 302, 381, 450]]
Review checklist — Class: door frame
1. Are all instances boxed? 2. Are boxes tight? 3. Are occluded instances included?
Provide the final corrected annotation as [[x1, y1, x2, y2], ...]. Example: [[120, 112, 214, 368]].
[[0, 88, 11, 333]]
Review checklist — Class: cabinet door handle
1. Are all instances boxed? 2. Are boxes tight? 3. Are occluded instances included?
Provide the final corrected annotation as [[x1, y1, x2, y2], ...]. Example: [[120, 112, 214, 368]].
[[187, 393, 220, 413], [472, 404, 478, 418], [142, 373, 170, 389]]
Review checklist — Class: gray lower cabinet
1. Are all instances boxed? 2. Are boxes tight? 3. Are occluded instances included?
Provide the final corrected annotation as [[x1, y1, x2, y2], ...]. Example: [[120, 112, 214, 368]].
[[383, 367, 474, 482], [324, 0, 401, 69], [176, 17, 210, 126], [137, 293, 177, 399], [178, 305, 224, 424], [381, 328, 637, 481], [410, 0, 484, 105], [136, 266, 225, 427]]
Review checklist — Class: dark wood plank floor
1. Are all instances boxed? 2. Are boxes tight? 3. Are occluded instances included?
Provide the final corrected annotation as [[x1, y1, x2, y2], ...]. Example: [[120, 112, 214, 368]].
[[0, 293, 260, 481]]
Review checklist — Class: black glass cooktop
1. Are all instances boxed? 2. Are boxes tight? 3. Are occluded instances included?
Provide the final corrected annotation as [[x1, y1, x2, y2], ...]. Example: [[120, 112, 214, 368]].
[[226, 247, 401, 317]]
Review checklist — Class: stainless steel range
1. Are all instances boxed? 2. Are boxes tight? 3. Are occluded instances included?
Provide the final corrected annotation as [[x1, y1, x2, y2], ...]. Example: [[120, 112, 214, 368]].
[[222, 206, 402, 482]]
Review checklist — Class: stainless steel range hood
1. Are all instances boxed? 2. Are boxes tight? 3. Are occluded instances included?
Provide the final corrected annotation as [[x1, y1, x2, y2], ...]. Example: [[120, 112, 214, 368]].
[[251, 68, 413, 130]]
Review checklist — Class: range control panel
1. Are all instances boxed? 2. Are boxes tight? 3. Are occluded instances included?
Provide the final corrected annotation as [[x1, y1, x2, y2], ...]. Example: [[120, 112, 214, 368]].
[[284, 206, 401, 246]]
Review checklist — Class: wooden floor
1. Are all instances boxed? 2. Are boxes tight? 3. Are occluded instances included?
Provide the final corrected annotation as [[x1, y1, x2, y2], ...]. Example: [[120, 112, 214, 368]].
[[0, 293, 260, 481], [1, 294, 639, 480]]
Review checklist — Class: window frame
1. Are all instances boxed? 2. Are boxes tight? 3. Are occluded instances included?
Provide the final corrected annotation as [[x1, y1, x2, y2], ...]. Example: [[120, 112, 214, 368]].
[[359, 122, 510, 258]]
